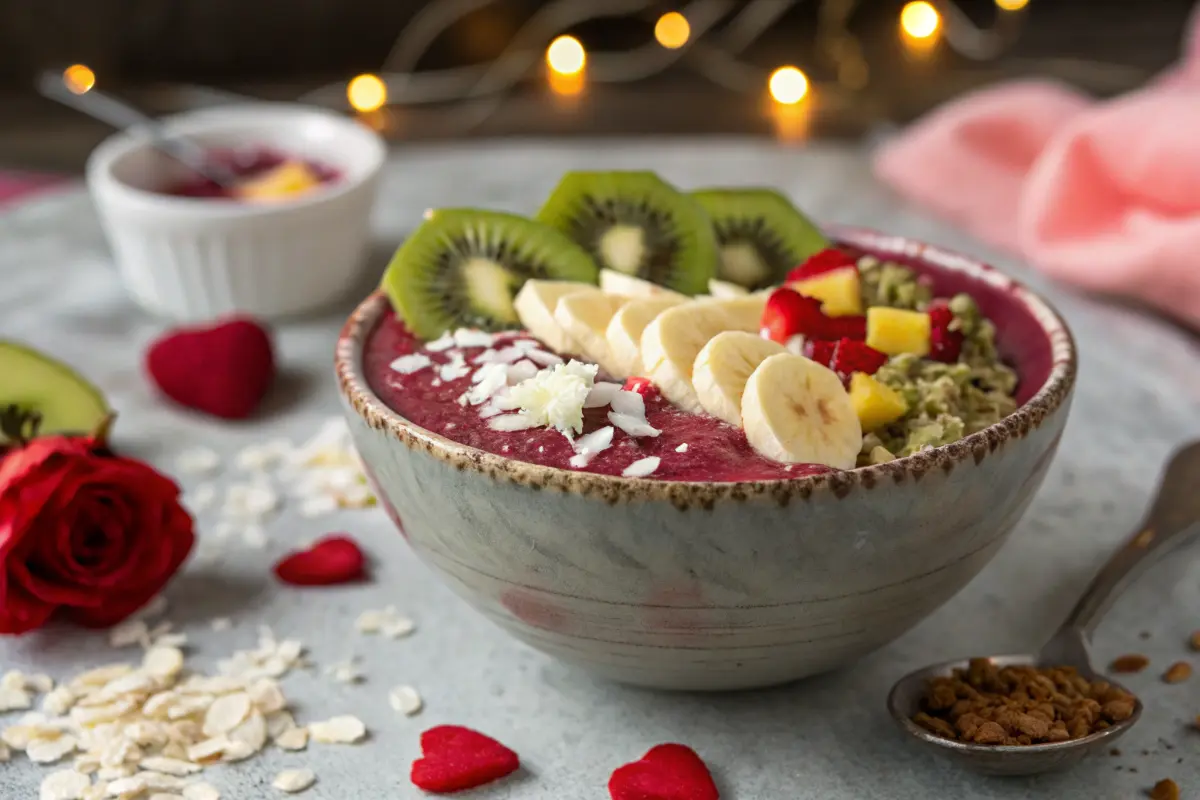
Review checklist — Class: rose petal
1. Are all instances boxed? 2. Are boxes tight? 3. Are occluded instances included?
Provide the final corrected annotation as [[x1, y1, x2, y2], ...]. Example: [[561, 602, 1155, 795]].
[[273, 535, 367, 586]]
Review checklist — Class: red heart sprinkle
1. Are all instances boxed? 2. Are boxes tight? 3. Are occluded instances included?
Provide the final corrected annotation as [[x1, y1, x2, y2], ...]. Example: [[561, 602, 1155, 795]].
[[273, 535, 366, 586], [411, 725, 520, 794], [622, 376, 659, 399], [609, 743, 719, 800], [785, 247, 858, 283], [145, 317, 275, 420]]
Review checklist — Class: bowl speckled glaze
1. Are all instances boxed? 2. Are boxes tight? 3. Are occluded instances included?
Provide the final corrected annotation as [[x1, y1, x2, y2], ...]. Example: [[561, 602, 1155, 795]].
[[335, 227, 1076, 691]]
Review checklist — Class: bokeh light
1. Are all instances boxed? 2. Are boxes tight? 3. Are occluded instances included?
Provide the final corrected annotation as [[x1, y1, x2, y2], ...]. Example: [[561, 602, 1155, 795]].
[[62, 64, 95, 95], [995, 0, 1029, 9], [654, 12, 691, 49], [900, 1, 941, 39], [546, 35, 586, 76], [768, 66, 809, 105], [347, 74, 387, 113]]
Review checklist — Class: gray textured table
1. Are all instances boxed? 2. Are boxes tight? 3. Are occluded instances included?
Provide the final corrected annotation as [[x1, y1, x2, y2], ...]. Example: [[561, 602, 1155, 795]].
[[2, 139, 1199, 799]]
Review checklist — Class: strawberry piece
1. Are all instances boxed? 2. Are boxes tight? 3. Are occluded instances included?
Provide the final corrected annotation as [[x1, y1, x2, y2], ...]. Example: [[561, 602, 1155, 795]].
[[273, 535, 367, 586], [928, 302, 964, 363], [761, 288, 827, 344], [803, 339, 836, 368], [622, 376, 655, 396], [608, 743, 719, 800], [411, 725, 520, 794], [830, 338, 888, 379], [823, 314, 867, 341], [145, 317, 275, 420], [785, 247, 858, 283]]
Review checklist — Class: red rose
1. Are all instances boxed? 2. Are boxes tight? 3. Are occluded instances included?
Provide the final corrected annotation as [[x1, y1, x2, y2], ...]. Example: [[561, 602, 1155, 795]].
[[0, 436, 195, 634]]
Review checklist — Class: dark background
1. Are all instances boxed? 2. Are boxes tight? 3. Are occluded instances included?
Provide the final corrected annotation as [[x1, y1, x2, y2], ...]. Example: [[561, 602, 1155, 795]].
[[0, 0, 1192, 170]]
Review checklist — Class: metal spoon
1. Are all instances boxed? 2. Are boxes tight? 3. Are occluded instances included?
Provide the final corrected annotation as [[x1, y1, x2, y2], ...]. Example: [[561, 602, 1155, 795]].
[[35, 69, 237, 188], [888, 440, 1200, 776]]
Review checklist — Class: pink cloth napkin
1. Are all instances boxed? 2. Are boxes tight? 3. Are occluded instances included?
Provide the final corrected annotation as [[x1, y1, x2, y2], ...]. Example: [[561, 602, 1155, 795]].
[[873, 3, 1200, 328], [0, 171, 68, 207]]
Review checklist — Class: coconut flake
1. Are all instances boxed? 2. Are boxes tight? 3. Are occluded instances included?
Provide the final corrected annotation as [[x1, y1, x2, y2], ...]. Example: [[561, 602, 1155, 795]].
[[473, 345, 523, 365], [608, 412, 661, 438], [39, 769, 90, 800], [584, 381, 623, 409], [274, 727, 308, 751], [437, 353, 471, 382], [389, 354, 433, 375], [307, 716, 366, 744], [273, 768, 316, 793], [506, 360, 539, 385], [525, 348, 564, 367], [609, 389, 645, 418], [622, 456, 661, 478], [568, 426, 615, 469], [175, 447, 220, 476], [453, 329, 495, 349], [675, 443, 689, 453], [465, 363, 509, 405], [388, 686, 423, 716], [488, 414, 537, 432], [424, 332, 456, 352]]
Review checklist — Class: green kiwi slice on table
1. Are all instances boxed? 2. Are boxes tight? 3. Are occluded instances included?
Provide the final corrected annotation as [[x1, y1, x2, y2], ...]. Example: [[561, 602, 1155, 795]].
[[691, 188, 829, 290], [535, 171, 717, 296], [382, 208, 599, 339], [0, 341, 110, 444]]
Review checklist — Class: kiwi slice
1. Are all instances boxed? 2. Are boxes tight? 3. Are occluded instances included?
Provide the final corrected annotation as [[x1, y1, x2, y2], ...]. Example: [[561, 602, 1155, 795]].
[[0, 341, 109, 443], [691, 188, 829, 290], [535, 171, 717, 296], [381, 208, 599, 339]]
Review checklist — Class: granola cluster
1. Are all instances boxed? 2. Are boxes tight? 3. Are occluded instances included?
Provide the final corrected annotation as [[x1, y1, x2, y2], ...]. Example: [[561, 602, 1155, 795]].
[[912, 658, 1138, 746]]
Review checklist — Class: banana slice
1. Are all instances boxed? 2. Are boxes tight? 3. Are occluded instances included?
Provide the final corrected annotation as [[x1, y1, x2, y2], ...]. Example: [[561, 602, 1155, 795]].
[[639, 297, 763, 412], [554, 290, 628, 372], [707, 278, 750, 298], [692, 331, 786, 426], [599, 269, 685, 300], [514, 280, 593, 353], [605, 295, 685, 378], [741, 353, 862, 469]]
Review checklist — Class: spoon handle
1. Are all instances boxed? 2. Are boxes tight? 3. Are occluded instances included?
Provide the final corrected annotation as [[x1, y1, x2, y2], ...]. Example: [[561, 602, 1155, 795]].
[[35, 71, 224, 182], [1056, 441, 1200, 637]]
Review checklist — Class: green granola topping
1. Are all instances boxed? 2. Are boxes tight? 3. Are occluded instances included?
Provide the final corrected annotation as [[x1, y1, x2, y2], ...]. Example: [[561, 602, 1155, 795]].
[[853, 257, 1018, 465]]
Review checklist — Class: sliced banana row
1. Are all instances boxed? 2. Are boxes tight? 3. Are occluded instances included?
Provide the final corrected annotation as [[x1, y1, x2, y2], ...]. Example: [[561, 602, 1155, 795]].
[[514, 272, 861, 469]]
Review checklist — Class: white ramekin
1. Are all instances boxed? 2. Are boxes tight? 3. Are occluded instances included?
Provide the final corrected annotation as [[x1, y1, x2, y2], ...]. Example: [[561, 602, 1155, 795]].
[[86, 103, 386, 321]]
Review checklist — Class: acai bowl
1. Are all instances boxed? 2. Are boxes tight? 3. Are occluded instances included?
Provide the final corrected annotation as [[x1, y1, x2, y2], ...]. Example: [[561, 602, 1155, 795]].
[[336, 171, 1075, 690]]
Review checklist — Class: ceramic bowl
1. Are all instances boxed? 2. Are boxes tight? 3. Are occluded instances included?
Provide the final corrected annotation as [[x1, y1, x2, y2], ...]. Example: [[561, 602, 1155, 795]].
[[335, 227, 1076, 691], [87, 103, 385, 322]]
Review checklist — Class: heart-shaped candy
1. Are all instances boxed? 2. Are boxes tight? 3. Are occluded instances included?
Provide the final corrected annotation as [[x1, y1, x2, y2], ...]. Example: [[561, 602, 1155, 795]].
[[272, 535, 366, 586], [609, 743, 719, 800], [410, 725, 519, 794], [145, 317, 275, 420]]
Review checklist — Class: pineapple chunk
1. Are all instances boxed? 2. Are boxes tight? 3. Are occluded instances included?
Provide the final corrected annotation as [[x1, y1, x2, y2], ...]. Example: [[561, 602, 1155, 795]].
[[849, 373, 908, 432], [236, 160, 321, 202], [866, 307, 931, 356], [790, 268, 863, 317]]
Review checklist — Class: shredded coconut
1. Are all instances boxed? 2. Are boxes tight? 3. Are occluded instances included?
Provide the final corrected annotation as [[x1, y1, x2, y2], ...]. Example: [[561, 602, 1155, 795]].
[[504, 360, 598, 435]]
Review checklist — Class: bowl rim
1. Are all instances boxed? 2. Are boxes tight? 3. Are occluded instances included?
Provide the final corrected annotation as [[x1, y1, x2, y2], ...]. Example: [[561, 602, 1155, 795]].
[[84, 101, 387, 219], [335, 226, 1077, 506]]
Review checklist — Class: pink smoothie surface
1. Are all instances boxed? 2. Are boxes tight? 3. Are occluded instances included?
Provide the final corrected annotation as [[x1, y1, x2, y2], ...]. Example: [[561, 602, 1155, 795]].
[[363, 311, 830, 482]]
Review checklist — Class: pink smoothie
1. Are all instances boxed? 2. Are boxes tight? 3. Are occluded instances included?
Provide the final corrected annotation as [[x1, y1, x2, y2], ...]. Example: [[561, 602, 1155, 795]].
[[363, 310, 830, 482]]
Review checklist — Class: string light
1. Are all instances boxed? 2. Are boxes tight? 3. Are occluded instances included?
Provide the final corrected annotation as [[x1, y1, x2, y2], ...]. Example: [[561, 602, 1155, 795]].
[[347, 74, 387, 112], [900, 1, 941, 40], [546, 35, 586, 76], [654, 12, 690, 49], [995, 0, 1029, 9], [62, 64, 95, 95], [768, 66, 809, 105]]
